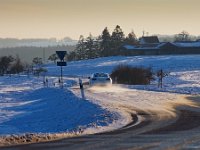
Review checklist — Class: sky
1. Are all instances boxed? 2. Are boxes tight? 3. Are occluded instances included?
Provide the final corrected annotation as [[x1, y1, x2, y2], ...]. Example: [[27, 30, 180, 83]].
[[0, 0, 200, 40]]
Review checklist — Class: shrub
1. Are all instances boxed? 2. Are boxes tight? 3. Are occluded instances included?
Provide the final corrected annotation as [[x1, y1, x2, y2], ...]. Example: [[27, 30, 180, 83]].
[[110, 64, 154, 85], [10, 57, 25, 74], [33, 67, 47, 77], [0, 56, 14, 75]]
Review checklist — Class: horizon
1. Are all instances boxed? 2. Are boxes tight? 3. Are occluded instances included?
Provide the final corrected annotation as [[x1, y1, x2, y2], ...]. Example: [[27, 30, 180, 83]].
[[0, 0, 200, 40], [0, 33, 199, 41]]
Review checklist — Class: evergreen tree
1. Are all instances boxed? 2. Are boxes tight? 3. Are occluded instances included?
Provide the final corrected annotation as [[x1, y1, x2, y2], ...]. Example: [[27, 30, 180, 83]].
[[93, 36, 101, 58], [100, 27, 111, 56], [85, 34, 95, 59], [111, 25, 125, 55], [75, 35, 86, 60]]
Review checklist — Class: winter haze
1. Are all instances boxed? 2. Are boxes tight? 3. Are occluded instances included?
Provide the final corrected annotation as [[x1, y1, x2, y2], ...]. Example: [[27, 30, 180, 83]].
[[0, 0, 199, 39]]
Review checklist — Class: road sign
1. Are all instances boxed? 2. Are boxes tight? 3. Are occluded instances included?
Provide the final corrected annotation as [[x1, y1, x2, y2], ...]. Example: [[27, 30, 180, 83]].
[[56, 51, 66, 61], [57, 61, 67, 66]]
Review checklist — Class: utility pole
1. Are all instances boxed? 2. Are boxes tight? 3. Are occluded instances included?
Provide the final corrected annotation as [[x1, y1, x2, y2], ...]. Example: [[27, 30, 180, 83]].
[[43, 48, 46, 64]]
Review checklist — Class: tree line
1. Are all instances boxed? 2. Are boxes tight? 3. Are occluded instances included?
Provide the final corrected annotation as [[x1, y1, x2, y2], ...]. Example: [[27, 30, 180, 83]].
[[67, 25, 138, 61], [0, 55, 47, 76], [66, 26, 199, 61]]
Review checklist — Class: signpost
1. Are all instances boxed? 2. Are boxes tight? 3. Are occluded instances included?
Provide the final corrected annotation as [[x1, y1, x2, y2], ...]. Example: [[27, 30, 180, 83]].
[[56, 51, 67, 88], [56, 51, 66, 61], [57, 61, 67, 66]]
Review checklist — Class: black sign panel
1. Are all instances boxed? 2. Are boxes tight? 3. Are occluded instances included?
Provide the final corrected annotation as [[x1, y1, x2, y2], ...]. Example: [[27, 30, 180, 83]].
[[56, 51, 66, 61], [57, 61, 67, 66]]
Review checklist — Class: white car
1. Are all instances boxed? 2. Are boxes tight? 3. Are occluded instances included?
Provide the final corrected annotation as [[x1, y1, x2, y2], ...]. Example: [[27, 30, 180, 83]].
[[89, 73, 112, 86]]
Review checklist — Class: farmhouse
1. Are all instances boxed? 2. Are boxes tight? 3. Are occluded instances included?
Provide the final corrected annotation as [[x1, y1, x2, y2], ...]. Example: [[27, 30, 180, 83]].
[[121, 36, 200, 55]]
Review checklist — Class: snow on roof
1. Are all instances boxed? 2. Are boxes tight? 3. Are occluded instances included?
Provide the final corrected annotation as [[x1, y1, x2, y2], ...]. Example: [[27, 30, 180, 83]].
[[156, 42, 179, 49], [123, 41, 200, 50], [123, 44, 161, 50], [123, 45, 136, 50], [156, 42, 167, 48], [174, 41, 200, 47]]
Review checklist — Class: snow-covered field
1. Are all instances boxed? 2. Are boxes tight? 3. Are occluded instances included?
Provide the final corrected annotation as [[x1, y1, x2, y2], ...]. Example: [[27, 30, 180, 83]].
[[0, 54, 200, 146], [47, 54, 200, 95], [47, 55, 200, 76]]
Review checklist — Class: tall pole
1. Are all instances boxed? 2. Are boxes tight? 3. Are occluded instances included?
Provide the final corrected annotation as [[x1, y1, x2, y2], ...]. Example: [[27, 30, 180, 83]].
[[61, 66, 63, 88], [160, 69, 163, 88], [43, 48, 45, 64]]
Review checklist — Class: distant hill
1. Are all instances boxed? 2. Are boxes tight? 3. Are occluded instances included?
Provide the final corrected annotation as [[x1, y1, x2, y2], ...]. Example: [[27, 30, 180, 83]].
[[0, 45, 76, 63], [0, 37, 77, 48], [0, 37, 77, 63]]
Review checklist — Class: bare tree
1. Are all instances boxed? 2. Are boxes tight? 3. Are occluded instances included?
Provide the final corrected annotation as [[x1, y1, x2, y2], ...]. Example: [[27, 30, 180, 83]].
[[174, 31, 190, 42], [48, 53, 58, 63], [32, 57, 43, 66], [157, 69, 168, 88]]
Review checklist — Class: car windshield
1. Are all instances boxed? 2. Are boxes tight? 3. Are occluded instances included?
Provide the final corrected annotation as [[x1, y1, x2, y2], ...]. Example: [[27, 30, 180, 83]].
[[94, 73, 108, 78]]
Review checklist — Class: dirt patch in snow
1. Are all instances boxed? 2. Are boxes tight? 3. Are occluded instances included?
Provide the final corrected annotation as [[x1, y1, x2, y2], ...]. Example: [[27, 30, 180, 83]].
[[0, 132, 81, 147]]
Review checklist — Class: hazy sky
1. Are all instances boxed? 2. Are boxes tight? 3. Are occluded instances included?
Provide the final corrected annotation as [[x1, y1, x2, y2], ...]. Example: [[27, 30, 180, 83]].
[[0, 0, 200, 39]]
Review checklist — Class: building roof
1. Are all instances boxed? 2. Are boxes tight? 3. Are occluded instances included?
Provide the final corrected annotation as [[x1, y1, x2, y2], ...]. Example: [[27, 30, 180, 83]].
[[123, 44, 159, 50], [174, 41, 200, 47], [122, 41, 200, 51], [139, 36, 160, 44], [157, 42, 178, 49], [123, 45, 136, 50]]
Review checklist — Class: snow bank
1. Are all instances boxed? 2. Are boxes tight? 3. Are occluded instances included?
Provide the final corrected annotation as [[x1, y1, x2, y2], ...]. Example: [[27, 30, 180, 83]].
[[0, 76, 118, 145]]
